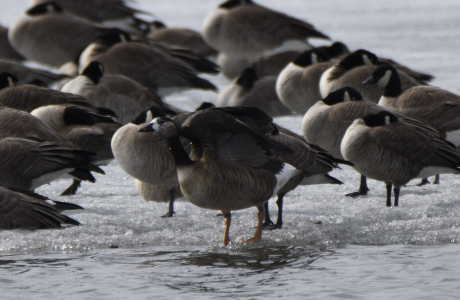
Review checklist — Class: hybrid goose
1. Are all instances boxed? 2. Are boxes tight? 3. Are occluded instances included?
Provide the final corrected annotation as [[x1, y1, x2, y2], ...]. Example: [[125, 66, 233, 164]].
[[0, 187, 82, 229], [341, 111, 460, 206]]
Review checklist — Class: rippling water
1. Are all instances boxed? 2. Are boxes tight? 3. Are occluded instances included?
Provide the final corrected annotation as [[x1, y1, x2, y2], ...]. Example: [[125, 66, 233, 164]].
[[1, 0, 460, 299]]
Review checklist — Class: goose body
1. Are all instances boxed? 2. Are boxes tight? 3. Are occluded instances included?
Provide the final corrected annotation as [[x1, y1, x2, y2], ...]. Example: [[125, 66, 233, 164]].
[[9, 3, 107, 67], [341, 111, 460, 206], [0, 186, 81, 229], [0, 59, 67, 86], [0, 25, 25, 61]]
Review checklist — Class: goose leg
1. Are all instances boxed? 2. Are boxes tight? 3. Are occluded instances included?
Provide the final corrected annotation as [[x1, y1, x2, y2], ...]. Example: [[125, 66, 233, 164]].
[[223, 212, 231, 246], [161, 189, 176, 218], [242, 209, 264, 244], [263, 202, 276, 230], [345, 175, 369, 197], [433, 175, 440, 185], [60, 180, 82, 196], [394, 186, 400, 207], [275, 194, 285, 229], [385, 182, 392, 207], [417, 178, 430, 186]]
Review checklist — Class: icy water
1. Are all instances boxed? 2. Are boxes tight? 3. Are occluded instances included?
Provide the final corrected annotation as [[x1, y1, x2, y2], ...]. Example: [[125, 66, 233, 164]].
[[1, 0, 460, 299]]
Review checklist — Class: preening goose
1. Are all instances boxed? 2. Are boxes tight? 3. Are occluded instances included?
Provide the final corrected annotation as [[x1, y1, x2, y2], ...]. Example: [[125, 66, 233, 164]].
[[78, 29, 217, 96], [202, 0, 329, 59], [148, 21, 217, 57], [31, 105, 121, 195], [62, 62, 183, 124], [138, 107, 303, 245], [9, 2, 108, 67], [276, 48, 332, 115], [0, 187, 82, 229], [217, 67, 292, 117], [29, 0, 151, 35], [341, 111, 460, 206]]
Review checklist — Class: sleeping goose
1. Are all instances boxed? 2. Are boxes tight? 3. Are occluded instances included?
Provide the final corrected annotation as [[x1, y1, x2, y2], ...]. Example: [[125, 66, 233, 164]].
[[31, 105, 121, 195], [62, 62, 183, 124], [276, 48, 332, 115], [138, 107, 307, 245], [9, 2, 108, 67], [0, 59, 67, 86], [0, 187, 82, 229], [78, 28, 217, 96], [341, 111, 460, 206], [29, 0, 151, 35], [203, 0, 329, 59], [217, 67, 292, 117]]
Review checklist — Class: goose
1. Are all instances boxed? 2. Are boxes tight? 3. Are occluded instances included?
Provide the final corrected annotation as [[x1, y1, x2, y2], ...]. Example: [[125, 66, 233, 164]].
[[0, 187, 82, 229], [0, 25, 25, 61], [341, 111, 460, 206], [0, 59, 67, 86], [363, 64, 460, 185], [31, 105, 121, 195], [9, 2, 108, 67], [276, 48, 332, 115], [0, 105, 105, 191], [0, 72, 113, 115], [217, 67, 292, 117], [202, 0, 329, 60], [302, 87, 439, 196], [78, 29, 217, 96], [148, 21, 217, 57], [29, 0, 151, 35], [62, 62, 184, 124], [138, 107, 319, 245]]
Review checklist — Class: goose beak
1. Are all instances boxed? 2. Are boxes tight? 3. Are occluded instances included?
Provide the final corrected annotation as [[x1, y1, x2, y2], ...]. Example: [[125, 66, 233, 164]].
[[362, 76, 376, 85], [138, 124, 155, 132]]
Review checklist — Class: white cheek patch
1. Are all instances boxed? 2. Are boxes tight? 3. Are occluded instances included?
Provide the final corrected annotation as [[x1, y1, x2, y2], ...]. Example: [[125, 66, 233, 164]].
[[344, 91, 351, 102], [7, 77, 14, 86], [385, 115, 390, 125], [363, 55, 373, 65], [146, 111, 153, 123], [311, 52, 318, 64], [377, 70, 392, 87]]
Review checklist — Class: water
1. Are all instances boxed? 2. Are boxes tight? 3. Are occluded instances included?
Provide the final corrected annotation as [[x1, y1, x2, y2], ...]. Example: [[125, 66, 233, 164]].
[[1, 0, 460, 299]]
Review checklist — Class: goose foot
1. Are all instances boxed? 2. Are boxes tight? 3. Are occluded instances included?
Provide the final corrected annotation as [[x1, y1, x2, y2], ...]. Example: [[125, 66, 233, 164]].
[[416, 178, 430, 186], [241, 210, 264, 244], [161, 211, 175, 218], [262, 221, 282, 230], [345, 190, 368, 197], [433, 175, 440, 185]]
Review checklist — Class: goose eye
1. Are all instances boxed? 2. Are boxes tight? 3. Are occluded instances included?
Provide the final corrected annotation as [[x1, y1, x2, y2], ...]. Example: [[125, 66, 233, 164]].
[[158, 120, 165, 125]]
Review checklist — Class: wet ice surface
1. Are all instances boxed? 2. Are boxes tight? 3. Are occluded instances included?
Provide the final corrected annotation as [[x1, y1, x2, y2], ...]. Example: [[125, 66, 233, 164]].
[[1, 0, 460, 299]]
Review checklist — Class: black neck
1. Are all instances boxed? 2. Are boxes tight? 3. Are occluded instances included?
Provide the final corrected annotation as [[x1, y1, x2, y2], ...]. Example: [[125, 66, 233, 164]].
[[166, 136, 194, 166], [383, 71, 403, 98]]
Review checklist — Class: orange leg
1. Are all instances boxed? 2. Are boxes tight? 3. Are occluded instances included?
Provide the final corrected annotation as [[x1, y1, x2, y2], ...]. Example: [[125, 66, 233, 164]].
[[241, 210, 264, 244], [223, 213, 231, 246]]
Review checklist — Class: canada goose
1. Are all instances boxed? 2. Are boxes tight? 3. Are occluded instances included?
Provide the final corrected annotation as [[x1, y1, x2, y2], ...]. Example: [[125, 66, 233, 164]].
[[319, 49, 380, 98], [138, 107, 307, 245], [217, 67, 292, 117], [0, 186, 82, 229], [276, 48, 332, 115], [9, 2, 108, 67], [29, 0, 151, 35], [341, 111, 460, 206], [202, 0, 329, 59], [111, 106, 188, 217], [148, 21, 217, 57], [0, 105, 105, 191], [0, 25, 25, 61], [78, 29, 217, 96], [31, 105, 121, 195], [0, 72, 113, 115], [62, 62, 184, 124], [0, 59, 67, 86]]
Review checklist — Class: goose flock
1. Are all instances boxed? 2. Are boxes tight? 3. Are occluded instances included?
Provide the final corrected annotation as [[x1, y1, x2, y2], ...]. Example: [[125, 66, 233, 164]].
[[0, 0, 459, 246]]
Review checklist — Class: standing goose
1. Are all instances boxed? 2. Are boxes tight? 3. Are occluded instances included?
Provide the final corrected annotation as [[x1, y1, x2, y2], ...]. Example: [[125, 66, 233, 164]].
[[9, 2, 108, 67], [0, 187, 82, 229], [31, 105, 121, 195], [0, 72, 113, 115], [217, 67, 292, 117], [203, 0, 329, 59], [62, 62, 183, 124], [341, 111, 460, 206], [29, 0, 151, 35], [138, 107, 302, 245], [79, 29, 217, 96], [147, 21, 217, 57], [276, 48, 332, 115]]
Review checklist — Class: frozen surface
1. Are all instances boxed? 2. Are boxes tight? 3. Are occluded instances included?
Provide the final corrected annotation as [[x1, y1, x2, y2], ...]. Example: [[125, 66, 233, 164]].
[[1, 0, 460, 299]]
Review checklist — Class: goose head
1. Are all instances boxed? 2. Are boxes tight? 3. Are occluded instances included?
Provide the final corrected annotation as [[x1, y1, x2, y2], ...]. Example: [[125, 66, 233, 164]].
[[293, 49, 330, 67], [362, 111, 399, 127], [322, 87, 363, 105], [26, 2, 63, 16], [138, 117, 177, 138]]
